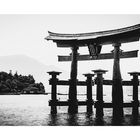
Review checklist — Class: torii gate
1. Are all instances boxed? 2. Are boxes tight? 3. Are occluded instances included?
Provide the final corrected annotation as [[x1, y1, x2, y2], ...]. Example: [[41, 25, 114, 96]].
[[45, 24, 140, 117]]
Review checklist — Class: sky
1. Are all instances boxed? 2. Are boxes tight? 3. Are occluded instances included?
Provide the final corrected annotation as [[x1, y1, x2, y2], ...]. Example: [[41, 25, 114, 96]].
[[0, 14, 140, 80]]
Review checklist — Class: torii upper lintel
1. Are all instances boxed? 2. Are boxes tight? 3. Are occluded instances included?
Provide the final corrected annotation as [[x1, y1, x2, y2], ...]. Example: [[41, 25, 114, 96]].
[[45, 24, 140, 47]]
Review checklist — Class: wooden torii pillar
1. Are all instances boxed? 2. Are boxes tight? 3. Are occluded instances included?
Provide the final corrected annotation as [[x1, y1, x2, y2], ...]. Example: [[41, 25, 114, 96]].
[[68, 45, 79, 113], [112, 43, 124, 118]]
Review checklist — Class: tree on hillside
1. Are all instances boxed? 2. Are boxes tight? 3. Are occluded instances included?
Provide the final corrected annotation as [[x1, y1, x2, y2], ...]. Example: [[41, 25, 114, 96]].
[[0, 71, 45, 94]]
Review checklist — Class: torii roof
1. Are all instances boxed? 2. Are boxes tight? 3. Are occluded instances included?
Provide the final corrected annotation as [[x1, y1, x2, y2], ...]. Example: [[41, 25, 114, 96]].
[[45, 24, 140, 47]]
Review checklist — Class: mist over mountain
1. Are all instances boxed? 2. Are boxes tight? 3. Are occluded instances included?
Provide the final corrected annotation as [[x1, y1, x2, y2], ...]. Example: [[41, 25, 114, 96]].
[[1, 54, 137, 94], [0, 55, 69, 92]]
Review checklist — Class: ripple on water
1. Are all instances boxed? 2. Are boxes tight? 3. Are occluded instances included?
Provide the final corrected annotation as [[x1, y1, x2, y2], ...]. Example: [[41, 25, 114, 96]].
[[0, 95, 139, 126]]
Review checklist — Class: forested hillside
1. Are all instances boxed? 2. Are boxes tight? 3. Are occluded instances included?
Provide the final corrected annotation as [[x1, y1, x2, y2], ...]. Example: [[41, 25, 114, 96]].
[[0, 71, 45, 94]]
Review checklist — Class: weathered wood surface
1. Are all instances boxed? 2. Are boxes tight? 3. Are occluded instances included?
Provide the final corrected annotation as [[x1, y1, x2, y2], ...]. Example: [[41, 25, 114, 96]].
[[54, 35, 140, 47], [49, 79, 133, 86], [112, 44, 124, 117], [49, 80, 87, 86], [94, 102, 136, 108], [46, 24, 140, 47], [94, 70, 106, 117], [103, 80, 133, 86], [49, 100, 94, 106], [58, 50, 138, 61], [68, 46, 79, 113], [49, 101, 137, 108], [46, 24, 140, 40]]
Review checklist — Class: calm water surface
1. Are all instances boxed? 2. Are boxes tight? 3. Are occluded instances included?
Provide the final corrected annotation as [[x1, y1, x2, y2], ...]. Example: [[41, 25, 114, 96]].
[[0, 88, 139, 126]]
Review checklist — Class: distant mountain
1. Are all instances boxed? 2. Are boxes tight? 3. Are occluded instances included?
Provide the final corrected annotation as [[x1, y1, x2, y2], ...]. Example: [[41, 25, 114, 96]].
[[0, 55, 69, 92]]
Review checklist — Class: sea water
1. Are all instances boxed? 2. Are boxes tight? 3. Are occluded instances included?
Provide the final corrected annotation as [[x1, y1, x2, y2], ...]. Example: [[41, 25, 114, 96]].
[[0, 86, 139, 126]]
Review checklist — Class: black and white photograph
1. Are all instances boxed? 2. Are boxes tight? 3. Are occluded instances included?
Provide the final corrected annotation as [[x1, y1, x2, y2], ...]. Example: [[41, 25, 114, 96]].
[[0, 14, 140, 126]]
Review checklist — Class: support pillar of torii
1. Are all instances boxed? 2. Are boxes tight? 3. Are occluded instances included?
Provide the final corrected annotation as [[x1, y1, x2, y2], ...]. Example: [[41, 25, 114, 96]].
[[68, 45, 79, 113], [112, 43, 124, 118]]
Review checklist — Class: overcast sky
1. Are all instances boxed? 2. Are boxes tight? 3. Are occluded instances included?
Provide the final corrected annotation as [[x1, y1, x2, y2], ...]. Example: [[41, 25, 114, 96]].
[[0, 14, 140, 80]]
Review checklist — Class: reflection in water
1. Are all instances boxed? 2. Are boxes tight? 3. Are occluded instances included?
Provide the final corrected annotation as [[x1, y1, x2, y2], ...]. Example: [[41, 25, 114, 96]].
[[131, 116, 139, 126], [95, 117, 105, 126], [67, 114, 79, 126], [47, 113, 80, 126], [111, 116, 124, 126], [0, 95, 139, 126], [85, 113, 94, 126], [48, 114, 58, 126], [47, 113, 140, 126]]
